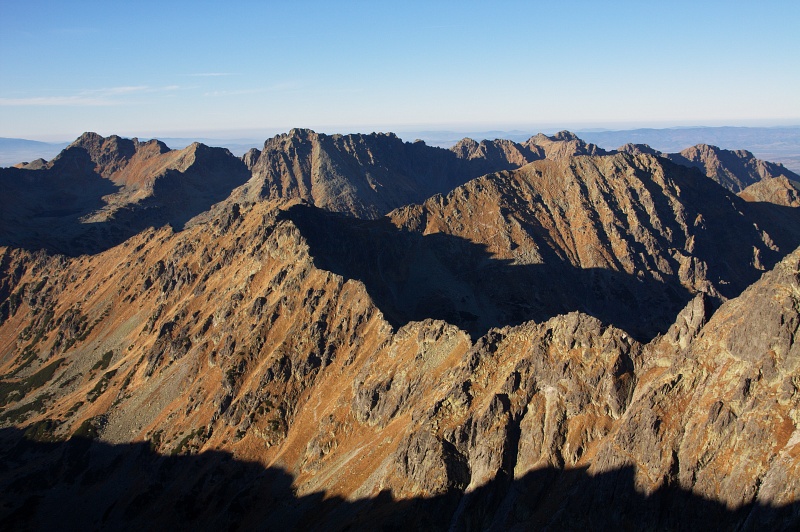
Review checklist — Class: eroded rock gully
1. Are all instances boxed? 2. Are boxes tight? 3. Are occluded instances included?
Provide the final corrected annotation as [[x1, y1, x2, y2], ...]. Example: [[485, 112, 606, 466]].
[[1, 132, 799, 529]]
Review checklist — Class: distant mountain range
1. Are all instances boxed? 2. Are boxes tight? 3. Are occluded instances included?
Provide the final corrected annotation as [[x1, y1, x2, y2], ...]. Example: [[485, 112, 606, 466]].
[[406, 126, 800, 174], [2, 128, 800, 529], [579, 126, 800, 174], [0, 138, 70, 167], [4, 125, 800, 174]]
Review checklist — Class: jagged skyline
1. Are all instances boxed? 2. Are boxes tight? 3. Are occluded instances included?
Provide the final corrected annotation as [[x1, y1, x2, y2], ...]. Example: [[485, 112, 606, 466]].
[[2, 129, 800, 528], [1, 0, 799, 140]]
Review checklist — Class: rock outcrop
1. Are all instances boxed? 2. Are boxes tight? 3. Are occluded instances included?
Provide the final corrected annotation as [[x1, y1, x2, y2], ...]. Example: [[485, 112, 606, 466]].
[[1, 130, 799, 529], [389, 152, 800, 336], [739, 175, 800, 207], [232, 129, 542, 219], [666, 143, 800, 193], [525, 130, 609, 159]]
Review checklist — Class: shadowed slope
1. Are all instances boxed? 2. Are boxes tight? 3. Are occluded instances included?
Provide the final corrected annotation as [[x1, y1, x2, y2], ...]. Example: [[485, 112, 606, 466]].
[[390, 153, 800, 304], [280, 150, 800, 342], [234, 129, 547, 219], [0, 133, 250, 255], [0, 428, 796, 530], [1, 203, 799, 530], [667, 143, 800, 193], [282, 202, 689, 342]]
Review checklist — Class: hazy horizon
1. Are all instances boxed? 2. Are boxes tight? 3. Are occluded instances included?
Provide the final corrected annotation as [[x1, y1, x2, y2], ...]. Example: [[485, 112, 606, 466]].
[[5, 124, 800, 174], [2, 1, 798, 140], [5, 121, 800, 145]]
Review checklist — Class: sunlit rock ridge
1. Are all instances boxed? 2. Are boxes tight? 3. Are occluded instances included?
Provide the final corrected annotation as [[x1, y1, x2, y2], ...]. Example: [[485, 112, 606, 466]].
[[1, 129, 799, 529]]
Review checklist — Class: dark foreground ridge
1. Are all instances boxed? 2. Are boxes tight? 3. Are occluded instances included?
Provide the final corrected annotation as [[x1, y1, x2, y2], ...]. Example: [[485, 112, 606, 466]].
[[0, 428, 796, 531]]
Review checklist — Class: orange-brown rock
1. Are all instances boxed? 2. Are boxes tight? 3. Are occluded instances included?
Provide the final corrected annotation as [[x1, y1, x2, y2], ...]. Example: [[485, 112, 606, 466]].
[[388, 152, 800, 336], [234, 129, 541, 219], [1, 131, 799, 529], [667, 143, 799, 193], [525, 130, 609, 159], [739, 175, 800, 207]]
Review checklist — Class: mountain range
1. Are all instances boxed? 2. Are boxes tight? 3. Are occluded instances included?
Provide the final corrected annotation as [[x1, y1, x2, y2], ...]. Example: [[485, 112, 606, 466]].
[[1, 129, 799, 529], [4, 125, 800, 174]]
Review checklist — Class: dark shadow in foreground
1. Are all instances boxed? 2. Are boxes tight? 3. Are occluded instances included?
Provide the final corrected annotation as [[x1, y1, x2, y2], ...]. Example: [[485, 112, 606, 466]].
[[0, 428, 796, 531]]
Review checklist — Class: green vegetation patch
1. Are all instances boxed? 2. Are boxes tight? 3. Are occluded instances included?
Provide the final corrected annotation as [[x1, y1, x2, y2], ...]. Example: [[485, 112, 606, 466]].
[[170, 426, 209, 456], [1, 344, 38, 379], [64, 400, 84, 418], [0, 393, 53, 424], [0, 357, 64, 406], [149, 429, 163, 452], [29, 277, 48, 295], [171, 430, 197, 456], [91, 351, 114, 372], [86, 369, 118, 403]]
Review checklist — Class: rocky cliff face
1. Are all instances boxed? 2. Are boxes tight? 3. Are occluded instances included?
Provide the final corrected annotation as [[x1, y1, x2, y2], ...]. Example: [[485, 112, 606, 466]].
[[233, 129, 542, 219], [666, 143, 799, 193], [619, 141, 800, 197], [449, 137, 543, 171], [583, 247, 800, 529], [0, 130, 799, 529], [389, 152, 800, 333], [739, 175, 800, 207], [234, 129, 617, 221], [525, 130, 609, 160]]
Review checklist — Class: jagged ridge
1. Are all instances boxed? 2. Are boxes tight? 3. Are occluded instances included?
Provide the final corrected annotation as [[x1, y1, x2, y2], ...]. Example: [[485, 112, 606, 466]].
[[1, 129, 800, 529]]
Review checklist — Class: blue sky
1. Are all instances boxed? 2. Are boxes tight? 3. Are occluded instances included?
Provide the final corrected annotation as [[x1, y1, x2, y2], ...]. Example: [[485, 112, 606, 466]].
[[1, 0, 798, 140]]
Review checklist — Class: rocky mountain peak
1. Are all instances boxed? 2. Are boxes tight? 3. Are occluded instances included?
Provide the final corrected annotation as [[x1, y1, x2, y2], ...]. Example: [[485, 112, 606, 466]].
[[132, 137, 171, 155], [618, 142, 660, 156], [524, 131, 608, 159], [63, 132, 136, 177], [242, 147, 261, 170], [529, 132, 551, 143], [286, 127, 318, 141], [668, 143, 800, 193], [0, 133, 250, 254], [69, 131, 134, 156], [450, 137, 480, 153], [449, 137, 543, 168], [739, 175, 800, 207], [68, 131, 105, 149], [552, 129, 580, 141], [2, 128, 800, 529], [13, 158, 48, 170]]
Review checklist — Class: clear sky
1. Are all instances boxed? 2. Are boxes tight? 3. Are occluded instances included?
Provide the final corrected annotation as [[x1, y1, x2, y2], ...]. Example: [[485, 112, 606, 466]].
[[1, 0, 798, 141]]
